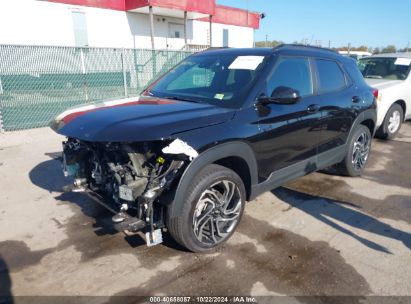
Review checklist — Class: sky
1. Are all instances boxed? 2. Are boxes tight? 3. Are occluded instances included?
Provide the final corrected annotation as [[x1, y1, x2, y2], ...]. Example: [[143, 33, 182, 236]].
[[217, 0, 411, 49]]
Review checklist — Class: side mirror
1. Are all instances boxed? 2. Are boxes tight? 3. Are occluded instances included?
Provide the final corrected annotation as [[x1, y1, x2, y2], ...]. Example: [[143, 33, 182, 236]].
[[270, 86, 301, 104], [258, 86, 301, 105]]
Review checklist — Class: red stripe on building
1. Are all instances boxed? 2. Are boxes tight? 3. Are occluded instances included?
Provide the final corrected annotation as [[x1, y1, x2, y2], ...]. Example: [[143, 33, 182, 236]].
[[199, 5, 260, 29], [126, 0, 215, 15], [46, 0, 260, 28], [48, 0, 126, 11]]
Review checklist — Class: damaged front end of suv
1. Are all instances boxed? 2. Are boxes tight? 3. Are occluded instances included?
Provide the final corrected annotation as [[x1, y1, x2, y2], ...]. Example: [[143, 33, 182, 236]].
[[61, 137, 193, 246], [50, 92, 235, 247]]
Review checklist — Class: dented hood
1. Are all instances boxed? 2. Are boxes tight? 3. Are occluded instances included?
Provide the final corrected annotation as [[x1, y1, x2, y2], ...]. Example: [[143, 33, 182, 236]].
[[51, 96, 235, 142]]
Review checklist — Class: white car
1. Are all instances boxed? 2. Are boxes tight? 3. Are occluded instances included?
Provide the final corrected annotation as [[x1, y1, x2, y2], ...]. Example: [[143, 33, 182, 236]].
[[358, 53, 411, 139], [339, 50, 372, 61]]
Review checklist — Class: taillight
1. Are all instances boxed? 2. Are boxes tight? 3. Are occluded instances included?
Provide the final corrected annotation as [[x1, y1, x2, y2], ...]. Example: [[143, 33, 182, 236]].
[[373, 89, 379, 99]]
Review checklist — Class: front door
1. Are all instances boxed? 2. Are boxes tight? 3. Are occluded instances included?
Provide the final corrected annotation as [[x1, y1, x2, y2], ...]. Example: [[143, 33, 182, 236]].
[[252, 56, 322, 179]]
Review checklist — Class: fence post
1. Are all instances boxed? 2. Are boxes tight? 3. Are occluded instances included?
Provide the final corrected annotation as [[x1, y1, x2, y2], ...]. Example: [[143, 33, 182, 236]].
[[121, 48, 128, 97], [0, 103, 4, 133], [80, 48, 90, 101], [0, 72, 3, 132]]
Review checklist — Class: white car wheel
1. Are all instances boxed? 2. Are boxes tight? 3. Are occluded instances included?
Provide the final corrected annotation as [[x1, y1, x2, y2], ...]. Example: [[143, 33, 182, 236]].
[[378, 104, 403, 140], [387, 110, 401, 134]]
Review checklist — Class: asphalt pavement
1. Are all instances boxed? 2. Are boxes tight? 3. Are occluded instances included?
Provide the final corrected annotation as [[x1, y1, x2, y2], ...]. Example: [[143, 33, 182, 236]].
[[0, 122, 410, 302]]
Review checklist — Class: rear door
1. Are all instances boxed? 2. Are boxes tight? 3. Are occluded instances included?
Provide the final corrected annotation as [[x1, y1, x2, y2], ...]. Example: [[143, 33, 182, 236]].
[[313, 58, 358, 155]]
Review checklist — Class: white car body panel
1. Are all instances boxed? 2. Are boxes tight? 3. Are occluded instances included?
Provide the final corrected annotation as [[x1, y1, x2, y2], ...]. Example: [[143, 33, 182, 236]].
[[365, 78, 411, 127], [362, 53, 411, 128]]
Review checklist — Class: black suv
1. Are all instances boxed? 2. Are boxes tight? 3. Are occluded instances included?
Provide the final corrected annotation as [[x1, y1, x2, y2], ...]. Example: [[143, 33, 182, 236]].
[[52, 45, 377, 252]]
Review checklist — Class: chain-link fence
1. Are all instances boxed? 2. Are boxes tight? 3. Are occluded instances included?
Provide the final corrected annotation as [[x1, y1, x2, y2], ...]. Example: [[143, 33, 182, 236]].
[[0, 45, 193, 131]]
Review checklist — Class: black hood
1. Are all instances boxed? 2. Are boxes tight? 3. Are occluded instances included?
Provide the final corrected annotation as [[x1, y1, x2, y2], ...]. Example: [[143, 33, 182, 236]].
[[52, 96, 235, 142]]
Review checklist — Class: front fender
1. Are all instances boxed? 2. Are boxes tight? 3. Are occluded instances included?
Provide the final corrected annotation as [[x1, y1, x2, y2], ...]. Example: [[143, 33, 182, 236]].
[[167, 141, 258, 218]]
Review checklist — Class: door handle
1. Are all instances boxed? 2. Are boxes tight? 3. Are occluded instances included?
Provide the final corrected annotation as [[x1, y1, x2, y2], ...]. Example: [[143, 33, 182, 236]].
[[352, 96, 361, 103], [307, 104, 320, 113]]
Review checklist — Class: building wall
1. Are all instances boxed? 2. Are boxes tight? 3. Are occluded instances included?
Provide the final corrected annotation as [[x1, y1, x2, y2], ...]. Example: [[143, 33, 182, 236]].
[[0, 0, 254, 49]]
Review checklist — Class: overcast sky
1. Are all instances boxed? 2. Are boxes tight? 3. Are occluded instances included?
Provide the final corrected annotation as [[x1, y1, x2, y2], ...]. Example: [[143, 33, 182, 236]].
[[217, 0, 411, 49]]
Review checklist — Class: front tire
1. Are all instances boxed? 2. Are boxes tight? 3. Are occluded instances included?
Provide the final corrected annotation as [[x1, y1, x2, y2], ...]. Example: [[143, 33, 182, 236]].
[[377, 104, 403, 140], [167, 164, 246, 253], [337, 125, 371, 177]]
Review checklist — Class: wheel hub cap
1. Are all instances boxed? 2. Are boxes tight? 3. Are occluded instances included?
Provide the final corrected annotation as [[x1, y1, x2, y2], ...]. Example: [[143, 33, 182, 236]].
[[388, 110, 401, 134]]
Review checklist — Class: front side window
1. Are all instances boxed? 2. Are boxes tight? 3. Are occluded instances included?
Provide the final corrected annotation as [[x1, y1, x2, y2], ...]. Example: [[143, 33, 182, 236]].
[[148, 54, 267, 108], [267, 57, 313, 97], [358, 57, 411, 80], [316, 59, 347, 94]]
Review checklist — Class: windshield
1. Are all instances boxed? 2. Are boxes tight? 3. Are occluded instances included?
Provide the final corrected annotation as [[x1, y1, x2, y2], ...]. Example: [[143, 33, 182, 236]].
[[358, 57, 411, 80], [146, 53, 268, 108]]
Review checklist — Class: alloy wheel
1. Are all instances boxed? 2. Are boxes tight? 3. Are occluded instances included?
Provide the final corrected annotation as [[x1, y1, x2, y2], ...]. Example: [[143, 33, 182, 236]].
[[192, 180, 242, 246], [352, 131, 370, 171], [388, 110, 401, 134]]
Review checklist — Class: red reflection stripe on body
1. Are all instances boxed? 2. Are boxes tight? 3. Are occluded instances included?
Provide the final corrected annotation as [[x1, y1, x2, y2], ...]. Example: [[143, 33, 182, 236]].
[[61, 99, 174, 124]]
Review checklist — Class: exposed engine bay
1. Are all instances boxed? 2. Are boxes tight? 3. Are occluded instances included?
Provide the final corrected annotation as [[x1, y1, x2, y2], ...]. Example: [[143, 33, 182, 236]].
[[62, 137, 186, 246]]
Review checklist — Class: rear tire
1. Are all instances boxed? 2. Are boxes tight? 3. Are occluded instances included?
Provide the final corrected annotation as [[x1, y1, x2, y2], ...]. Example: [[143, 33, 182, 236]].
[[377, 104, 403, 140], [337, 125, 371, 177], [166, 164, 246, 253]]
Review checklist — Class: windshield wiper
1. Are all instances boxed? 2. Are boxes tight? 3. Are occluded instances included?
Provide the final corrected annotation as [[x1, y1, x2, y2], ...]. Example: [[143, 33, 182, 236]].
[[162, 96, 200, 103], [365, 75, 383, 79]]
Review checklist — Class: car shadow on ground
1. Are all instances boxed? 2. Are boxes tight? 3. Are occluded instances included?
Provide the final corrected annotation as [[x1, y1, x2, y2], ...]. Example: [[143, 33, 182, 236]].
[[273, 187, 411, 254], [28, 154, 188, 252], [0, 255, 13, 304]]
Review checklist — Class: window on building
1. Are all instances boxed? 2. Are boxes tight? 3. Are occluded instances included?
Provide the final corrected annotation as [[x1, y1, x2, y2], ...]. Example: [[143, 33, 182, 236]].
[[316, 59, 346, 93], [168, 23, 184, 39], [223, 29, 229, 47], [72, 11, 88, 47], [267, 57, 313, 97]]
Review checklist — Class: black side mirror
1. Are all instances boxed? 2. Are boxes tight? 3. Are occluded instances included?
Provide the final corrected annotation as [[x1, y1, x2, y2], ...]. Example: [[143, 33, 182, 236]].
[[258, 86, 301, 105]]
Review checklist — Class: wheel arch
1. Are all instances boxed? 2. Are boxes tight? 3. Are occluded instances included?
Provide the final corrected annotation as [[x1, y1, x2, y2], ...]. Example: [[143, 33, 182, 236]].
[[168, 141, 258, 218], [214, 156, 252, 200], [360, 119, 375, 136], [393, 100, 406, 120], [349, 109, 377, 140]]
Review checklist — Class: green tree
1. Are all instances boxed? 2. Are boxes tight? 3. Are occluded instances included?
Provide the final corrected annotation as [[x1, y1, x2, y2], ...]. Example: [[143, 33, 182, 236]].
[[373, 47, 381, 54], [353, 45, 369, 52], [255, 40, 284, 48], [381, 45, 396, 53]]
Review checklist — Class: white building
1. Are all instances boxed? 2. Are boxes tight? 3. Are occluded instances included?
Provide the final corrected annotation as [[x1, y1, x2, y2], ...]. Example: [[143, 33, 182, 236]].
[[0, 0, 261, 50]]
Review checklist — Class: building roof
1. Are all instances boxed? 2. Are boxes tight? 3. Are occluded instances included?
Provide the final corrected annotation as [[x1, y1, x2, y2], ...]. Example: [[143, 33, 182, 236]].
[[369, 52, 411, 59], [46, 0, 261, 28]]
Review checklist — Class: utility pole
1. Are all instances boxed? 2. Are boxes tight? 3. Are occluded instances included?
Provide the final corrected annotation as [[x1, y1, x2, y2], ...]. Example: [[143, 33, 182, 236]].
[[183, 11, 187, 47], [265, 34, 268, 47], [149, 6, 155, 49], [328, 40, 331, 49], [348, 43, 351, 55], [407, 41, 410, 52]]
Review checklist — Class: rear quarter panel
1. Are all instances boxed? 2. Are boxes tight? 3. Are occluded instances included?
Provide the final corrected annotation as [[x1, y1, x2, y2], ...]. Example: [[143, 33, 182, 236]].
[[377, 82, 411, 126]]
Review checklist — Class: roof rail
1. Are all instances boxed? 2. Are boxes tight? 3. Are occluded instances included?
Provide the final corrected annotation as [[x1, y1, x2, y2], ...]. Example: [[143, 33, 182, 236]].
[[274, 44, 338, 53]]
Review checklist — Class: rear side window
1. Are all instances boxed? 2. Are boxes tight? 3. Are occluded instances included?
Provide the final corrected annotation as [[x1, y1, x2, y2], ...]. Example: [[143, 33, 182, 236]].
[[267, 57, 313, 97], [316, 59, 346, 94], [346, 60, 367, 85]]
